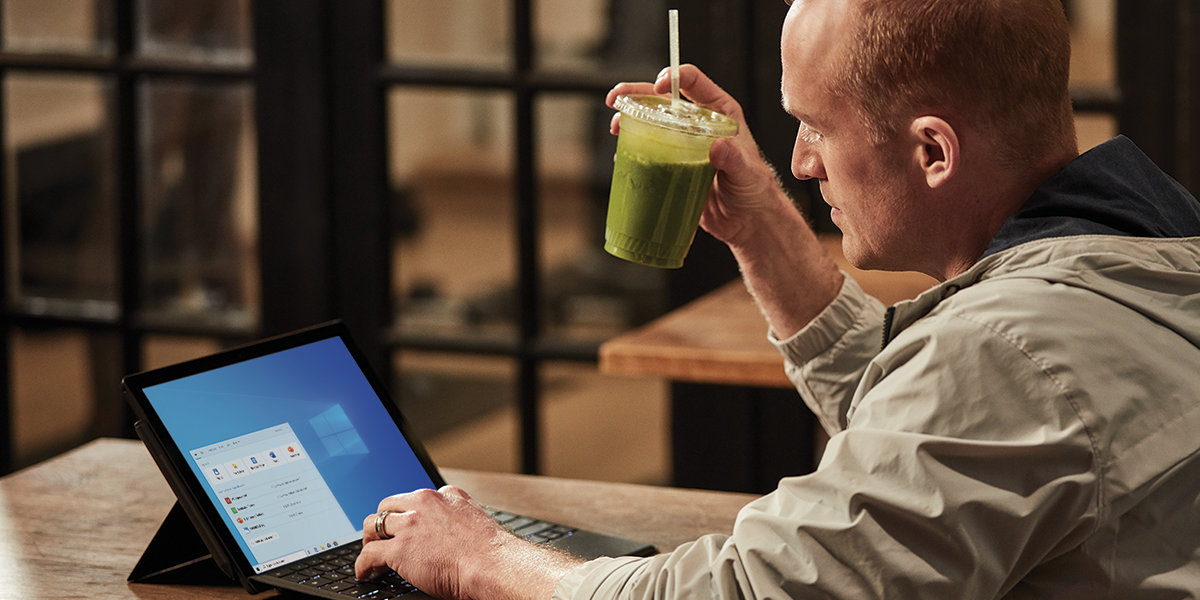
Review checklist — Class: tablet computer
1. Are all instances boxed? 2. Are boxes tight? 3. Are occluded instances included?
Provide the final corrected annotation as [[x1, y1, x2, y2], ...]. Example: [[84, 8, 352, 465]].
[[122, 321, 655, 598]]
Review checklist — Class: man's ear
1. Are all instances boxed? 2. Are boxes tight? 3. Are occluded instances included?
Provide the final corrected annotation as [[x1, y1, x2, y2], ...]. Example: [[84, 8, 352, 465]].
[[910, 116, 959, 189]]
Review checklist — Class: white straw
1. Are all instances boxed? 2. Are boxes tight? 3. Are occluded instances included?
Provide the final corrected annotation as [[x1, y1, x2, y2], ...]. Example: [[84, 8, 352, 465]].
[[669, 9, 681, 109]]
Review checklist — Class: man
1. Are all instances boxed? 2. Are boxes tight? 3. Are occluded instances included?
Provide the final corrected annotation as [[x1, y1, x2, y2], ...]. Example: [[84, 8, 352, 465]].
[[356, 0, 1200, 597]]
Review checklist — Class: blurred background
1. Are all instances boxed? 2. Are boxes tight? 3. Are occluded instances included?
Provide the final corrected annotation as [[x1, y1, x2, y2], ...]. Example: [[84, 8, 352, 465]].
[[0, 0, 1195, 490]]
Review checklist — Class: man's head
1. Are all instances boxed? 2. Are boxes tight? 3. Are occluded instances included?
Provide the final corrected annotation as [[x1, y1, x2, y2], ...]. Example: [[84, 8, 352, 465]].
[[781, 0, 1078, 278], [831, 0, 1077, 169]]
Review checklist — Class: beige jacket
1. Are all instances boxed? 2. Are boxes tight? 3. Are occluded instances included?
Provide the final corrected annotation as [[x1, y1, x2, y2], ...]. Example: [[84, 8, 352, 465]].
[[555, 234, 1200, 599]]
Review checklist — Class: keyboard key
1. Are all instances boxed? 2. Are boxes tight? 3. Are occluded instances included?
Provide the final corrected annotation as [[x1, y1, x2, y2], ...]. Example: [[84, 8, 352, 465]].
[[513, 522, 553, 537], [325, 580, 358, 592], [502, 517, 536, 532], [490, 511, 520, 525], [381, 573, 409, 586], [356, 580, 387, 592]]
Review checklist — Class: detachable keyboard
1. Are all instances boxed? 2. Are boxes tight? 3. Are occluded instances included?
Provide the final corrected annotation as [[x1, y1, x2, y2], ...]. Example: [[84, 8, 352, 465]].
[[260, 510, 580, 598]]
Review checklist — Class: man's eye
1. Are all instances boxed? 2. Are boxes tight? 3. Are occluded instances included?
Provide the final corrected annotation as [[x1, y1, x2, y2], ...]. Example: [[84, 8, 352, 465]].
[[798, 122, 822, 143]]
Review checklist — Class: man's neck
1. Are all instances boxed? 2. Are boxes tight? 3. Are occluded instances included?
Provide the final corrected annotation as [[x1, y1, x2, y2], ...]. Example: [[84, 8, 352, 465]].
[[929, 147, 1078, 281]]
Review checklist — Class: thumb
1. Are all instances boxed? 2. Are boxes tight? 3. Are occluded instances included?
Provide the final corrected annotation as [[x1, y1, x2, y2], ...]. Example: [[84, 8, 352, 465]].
[[709, 138, 736, 171], [710, 138, 755, 183]]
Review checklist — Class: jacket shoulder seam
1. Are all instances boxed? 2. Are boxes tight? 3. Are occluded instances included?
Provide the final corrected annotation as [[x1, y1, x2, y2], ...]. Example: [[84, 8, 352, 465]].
[[941, 309, 1107, 524]]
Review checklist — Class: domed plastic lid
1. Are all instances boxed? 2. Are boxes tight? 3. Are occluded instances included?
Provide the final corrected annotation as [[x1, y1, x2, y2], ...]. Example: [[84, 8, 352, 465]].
[[615, 94, 739, 138]]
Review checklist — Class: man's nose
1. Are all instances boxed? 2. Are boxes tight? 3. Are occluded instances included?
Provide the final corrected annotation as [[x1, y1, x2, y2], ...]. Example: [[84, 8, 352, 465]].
[[791, 134, 825, 181]]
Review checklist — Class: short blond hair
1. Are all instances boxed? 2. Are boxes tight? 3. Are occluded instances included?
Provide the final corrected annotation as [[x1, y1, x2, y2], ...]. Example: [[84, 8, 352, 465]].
[[830, 0, 1076, 168]]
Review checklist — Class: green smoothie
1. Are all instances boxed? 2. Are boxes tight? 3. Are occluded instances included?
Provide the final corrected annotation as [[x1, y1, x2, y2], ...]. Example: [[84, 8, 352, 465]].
[[605, 151, 716, 268], [605, 95, 738, 268]]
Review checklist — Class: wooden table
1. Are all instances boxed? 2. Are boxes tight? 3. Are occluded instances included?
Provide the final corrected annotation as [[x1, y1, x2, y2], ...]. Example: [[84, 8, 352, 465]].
[[0, 438, 757, 599], [599, 235, 936, 387]]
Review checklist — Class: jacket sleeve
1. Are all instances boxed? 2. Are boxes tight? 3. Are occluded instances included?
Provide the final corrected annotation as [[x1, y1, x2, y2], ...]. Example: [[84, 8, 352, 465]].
[[770, 274, 886, 434], [554, 296, 1100, 600]]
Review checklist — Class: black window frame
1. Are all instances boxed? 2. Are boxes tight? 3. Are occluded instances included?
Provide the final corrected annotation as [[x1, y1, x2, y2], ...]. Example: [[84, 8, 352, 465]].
[[0, 0, 258, 473]]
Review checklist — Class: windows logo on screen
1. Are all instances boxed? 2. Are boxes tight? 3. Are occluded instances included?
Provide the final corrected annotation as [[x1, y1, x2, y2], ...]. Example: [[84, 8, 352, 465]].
[[309, 405, 368, 456]]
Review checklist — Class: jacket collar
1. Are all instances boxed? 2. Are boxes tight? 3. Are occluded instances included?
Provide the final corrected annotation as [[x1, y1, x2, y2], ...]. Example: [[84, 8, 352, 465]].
[[984, 135, 1200, 258], [881, 136, 1200, 349]]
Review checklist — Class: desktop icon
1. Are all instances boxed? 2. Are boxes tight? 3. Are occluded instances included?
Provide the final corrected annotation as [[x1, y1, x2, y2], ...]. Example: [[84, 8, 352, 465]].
[[212, 468, 220, 476], [269, 451, 278, 459], [237, 517, 243, 523], [231, 507, 239, 514], [251, 456, 258, 465], [225, 497, 232, 504]]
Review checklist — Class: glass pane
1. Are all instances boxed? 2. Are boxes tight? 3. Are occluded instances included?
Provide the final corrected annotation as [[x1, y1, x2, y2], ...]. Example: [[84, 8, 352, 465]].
[[2, 0, 113, 55], [536, 0, 667, 74], [143, 333, 222, 370], [389, 87, 515, 343], [11, 328, 99, 468], [536, 93, 666, 344], [5, 72, 117, 315], [534, 0, 606, 71], [137, 0, 253, 65], [1066, 0, 1114, 88], [1065, 0, 1115, 155], [539, 362, 668, 482], [385, 0, 511, 70], [1075, 113, 1117, 155], [396, 350, 518, 474], [140, 79, 259, 328]]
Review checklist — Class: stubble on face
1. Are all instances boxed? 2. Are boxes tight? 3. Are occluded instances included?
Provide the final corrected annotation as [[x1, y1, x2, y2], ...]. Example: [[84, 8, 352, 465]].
[[782, 0, 929, 274], [829, 142, 925, 272]]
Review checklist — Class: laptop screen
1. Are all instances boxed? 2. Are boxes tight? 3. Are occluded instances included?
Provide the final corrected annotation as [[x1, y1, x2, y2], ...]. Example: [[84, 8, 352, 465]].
[[140, 335, 437, 574]]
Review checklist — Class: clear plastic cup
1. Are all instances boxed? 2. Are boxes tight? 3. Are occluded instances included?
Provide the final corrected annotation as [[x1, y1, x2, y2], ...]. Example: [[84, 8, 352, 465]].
[[605, 94, 738, 268]]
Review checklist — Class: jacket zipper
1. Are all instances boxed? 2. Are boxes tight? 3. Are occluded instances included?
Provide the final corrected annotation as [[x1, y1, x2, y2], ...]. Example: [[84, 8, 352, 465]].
[[881, 306, 896, 351]]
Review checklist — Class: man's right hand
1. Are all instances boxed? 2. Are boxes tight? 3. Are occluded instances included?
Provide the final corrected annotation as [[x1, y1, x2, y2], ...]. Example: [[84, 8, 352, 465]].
[[606, 65, 843, 339], [354, 486, 583, 600], [605, 65, 791, 250]]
